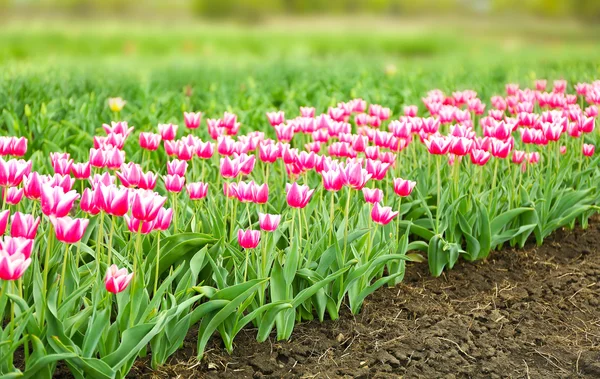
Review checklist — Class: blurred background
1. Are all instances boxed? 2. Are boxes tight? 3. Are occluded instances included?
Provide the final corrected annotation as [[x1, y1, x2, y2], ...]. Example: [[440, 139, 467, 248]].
[[0, 0, 599, 64]]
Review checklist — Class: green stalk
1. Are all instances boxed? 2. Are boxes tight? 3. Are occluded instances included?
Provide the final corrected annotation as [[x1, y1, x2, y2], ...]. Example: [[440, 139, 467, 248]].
[[57, 243, 69, 305], [435, 156, 441, 234], [153, 233, 161, 296], [129, 221, 143, 327], [342, 187, 352, 264], [40, 223, 54, 326], [488, 158, 499, 215], [106, 216, 116, 267], [171, 193, 178, 234], [328, 191, 335, 245]]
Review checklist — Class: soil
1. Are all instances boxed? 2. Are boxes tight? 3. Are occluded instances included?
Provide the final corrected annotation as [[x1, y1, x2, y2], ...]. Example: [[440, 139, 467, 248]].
[[126, 221, 600, 379]]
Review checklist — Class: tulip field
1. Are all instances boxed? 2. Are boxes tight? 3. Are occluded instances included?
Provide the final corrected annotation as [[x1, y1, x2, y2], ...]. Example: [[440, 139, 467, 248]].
[[0, 37, 600, 377]]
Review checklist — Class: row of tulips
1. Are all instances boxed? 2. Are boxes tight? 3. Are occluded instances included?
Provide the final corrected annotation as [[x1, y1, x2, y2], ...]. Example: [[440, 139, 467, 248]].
[[0, 79, 598, 378]]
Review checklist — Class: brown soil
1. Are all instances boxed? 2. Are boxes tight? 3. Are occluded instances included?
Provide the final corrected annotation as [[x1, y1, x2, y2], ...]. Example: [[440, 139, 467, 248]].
[[128, 221, 600, 379]]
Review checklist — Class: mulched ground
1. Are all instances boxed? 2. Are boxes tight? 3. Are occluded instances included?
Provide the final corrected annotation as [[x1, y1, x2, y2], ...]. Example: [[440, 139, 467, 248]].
[[130, 222, 600, 378]]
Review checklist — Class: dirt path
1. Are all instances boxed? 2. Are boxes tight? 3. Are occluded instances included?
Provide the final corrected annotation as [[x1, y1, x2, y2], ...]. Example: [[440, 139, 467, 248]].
[[133, 223, 600, 378]]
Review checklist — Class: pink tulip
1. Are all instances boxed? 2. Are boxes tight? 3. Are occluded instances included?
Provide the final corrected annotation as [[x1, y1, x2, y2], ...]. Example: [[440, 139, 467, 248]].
[[51, 216, 89, 244], [259, 143, 280, 163], [89, 172, 115, 188], [89, 148, 106, 168], [153, 207, 173, 231], [176, 142, 196, 161], [184, 112, 202, 129], [285, 182, 314, 209], [47, 174, 75, 192], [0, 236, 34, 259], [267, 111, 285, 126], [220, 157, 242, 179], [490, 139, 512, 159], [535, 79, 547, 91], [104, 147, 125, 170], [41, 185, 79, 218], [300, 106, 315, 118], [103, 121, 133, 137], [560, 146, 567, 155], [23, 172, 44, 200], [404, 105, 418, 117], [0, 210, 9, 235], [139, 171, 158, 190], [0, 158, 31, 187], [0, 249, 31, 281], [104, 264, 133, 294], [342, 162, 372, 190], [322, 169, 344, 192], [274, 123, 294, 142], [164, 174, 185, 193], [393, 178, 416, 197], [196, 140, 214, 159], [125, 214, 155, 234], [116, 162, 143, 188], [80, 188, 101, 215], [187, 182, 208, 200], [158, 123, 178, 141], [6, 137, 27, 157], [223, 182, 238, 199], [131, 189, 167, 222], [512, 150, 526, 164], [167, 159, 188, 177], [424, 136, 451, 155], [583, 144, 595, 157], [237, 229, 260, 249], [71, 162, 91, 179], [470, 149, 491, 166], [365, 159, 391, 181], [97, 185, 129, 217], [5, 187, 24, 205], [139, 132, 162, 151], [10, 212, 40, 239], [52, 157, 73, 176], [258, 213, 281, 232], [371, 202, 399, 225], [362, 188, 383, 204]]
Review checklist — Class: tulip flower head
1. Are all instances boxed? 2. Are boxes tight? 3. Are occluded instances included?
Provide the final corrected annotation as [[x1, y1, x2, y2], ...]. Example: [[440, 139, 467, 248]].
[[583, 144, 595, 157], [131, 189, 167, 222], [285, 182, 314, 209], [108, 97, 126, 112], [371, 202, 399, 225], [258, 213, 281, 232], [237, 229, 260, 249], [153, 207, 173, 231], [105, 264, 133, 294], [41, 185, 80, 218], [184, 112, 202, 129], [51, 216, 89, 244], [187, 182, 209, 200], [0, 210, 9, 235], [393, 178, 416, 197], [362, 188, 383, 204], [0, 248, 31, 281]]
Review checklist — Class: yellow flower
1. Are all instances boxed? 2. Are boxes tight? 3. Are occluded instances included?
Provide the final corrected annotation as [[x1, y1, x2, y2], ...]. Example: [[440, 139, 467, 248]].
[[108, 97, 126, 112]]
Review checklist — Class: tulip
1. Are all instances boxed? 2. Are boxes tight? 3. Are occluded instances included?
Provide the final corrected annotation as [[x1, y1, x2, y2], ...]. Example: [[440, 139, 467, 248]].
[[51, 216, 89, 244], [393, 178, 416, 197], [90, 172, 115, 188], [89, 148, 106, 168], [470, 149, 491, 166], [104, 147, 125, 170], [285, 182, 314, 208], [8, 137, 27, 157], [490, 139, 512, 159], [0, 210, 9, 235], [266, 111, 285, 126], [103, 121, 134, 137], [300, 106, 315, 118], [71, 162, 91, 179], [97, 185, 130, 217], [108, 97, 126, 112], [153, 207, 173, 231], [167, 159, 188, 176], [5, 187, 24, 205], [362, 188, 383, 204], [125, 215, 155, 234], [158, 123, 178, 141], [371, 202, 399, 225], [0, 158, 31, 187], [187, 182, 208, 200], [196, 140, 214, 159], [105, 264, 133, 294], [139, 132, 162, 151], [512, 150, 526, 164], [22, 172, 44, 200], [583, 144, 595, 157], [259, 143, 280, 163], [237, 229, 260, 249], [258, 213, 281, 232], [41, 185, 79, 218], [223, 182, 238, 199], [138, 171, 158, 190], [0, 250, 31, 281], [131, 189, 167, 222], [365, 159, 391, 181], [0, 236, 34, 259], [184, 111, 202, 129], [322, 169, 344, 192], [424, 136, 450, 155], [80, 188, 101, 215], [47, 174, 75, 192], [220, 157, 242, 179], [341, 162, 372, 190], [164, 174, 185, 193], [52, 157, 73, 176], [274, 123, 294, 142], [116, 162, 142, 188]]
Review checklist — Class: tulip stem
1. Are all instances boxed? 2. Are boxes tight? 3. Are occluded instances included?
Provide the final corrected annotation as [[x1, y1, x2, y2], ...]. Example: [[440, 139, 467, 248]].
[[342, 188, 352, 264], [130, 222, 143, 327], [1, 186, 6, 210], [96, 212, 105, 275], [329, 191, 335, 245], [436, 156, 441, 234], [246, 203, 252, 228], [40, 223, 54, 326], [57, 243, 69, 305], [243, 249, 249, 282], [172, 193, 178, 235], [107, 216, 116, 267], [153, 233, 161, 297], [489, 158, 499, 215], [396, 196, 402, 245]]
